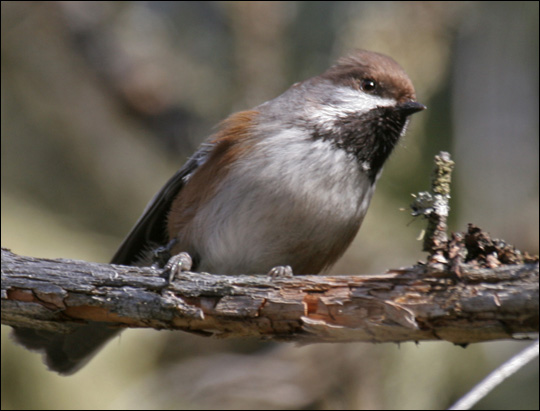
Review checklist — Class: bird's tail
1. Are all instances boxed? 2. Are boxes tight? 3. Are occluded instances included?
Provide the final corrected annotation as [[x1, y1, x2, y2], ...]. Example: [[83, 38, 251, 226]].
[[12, 323, 119, 375]]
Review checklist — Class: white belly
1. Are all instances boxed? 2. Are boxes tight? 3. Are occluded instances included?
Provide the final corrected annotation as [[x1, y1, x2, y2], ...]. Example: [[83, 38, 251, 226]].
[[192, 130, 375, 274]]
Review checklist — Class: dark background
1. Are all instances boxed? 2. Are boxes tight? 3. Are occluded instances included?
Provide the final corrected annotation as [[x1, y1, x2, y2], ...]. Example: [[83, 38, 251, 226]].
[[2, 2, 538, 409]]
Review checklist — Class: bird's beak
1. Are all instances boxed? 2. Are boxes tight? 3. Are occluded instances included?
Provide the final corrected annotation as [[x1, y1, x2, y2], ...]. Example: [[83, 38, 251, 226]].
[[397, 101, 427, 116]]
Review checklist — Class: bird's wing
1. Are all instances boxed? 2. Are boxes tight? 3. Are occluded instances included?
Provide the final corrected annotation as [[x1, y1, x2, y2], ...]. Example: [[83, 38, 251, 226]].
[[110, 143, 214, 266]]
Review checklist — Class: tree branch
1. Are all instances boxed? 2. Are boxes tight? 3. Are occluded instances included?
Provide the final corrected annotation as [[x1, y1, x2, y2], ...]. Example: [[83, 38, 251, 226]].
[[2, 248, 538, 345]]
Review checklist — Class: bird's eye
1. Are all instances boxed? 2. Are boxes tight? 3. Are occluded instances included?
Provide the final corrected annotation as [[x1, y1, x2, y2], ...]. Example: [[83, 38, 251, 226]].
[[361, 78, 377, 93]]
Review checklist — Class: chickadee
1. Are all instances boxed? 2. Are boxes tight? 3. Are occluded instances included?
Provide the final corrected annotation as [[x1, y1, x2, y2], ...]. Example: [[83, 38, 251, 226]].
[[13, 50, 425, 374]]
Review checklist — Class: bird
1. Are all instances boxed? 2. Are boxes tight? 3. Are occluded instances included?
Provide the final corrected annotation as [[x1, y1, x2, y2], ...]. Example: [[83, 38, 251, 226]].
[[12, 49, 425, 374]]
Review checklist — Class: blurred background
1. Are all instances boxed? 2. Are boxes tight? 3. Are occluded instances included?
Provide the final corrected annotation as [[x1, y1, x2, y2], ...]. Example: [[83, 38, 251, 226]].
[[1, 1, 538, 409]]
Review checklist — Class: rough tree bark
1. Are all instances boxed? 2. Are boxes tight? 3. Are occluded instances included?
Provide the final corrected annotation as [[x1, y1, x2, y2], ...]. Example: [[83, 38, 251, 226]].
[[3, 152, 538, 345], [2, 248, 538, 345]]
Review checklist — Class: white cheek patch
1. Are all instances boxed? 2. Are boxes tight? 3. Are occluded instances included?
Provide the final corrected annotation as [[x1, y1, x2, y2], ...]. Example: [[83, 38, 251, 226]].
[[307, 86, 396, 132]]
